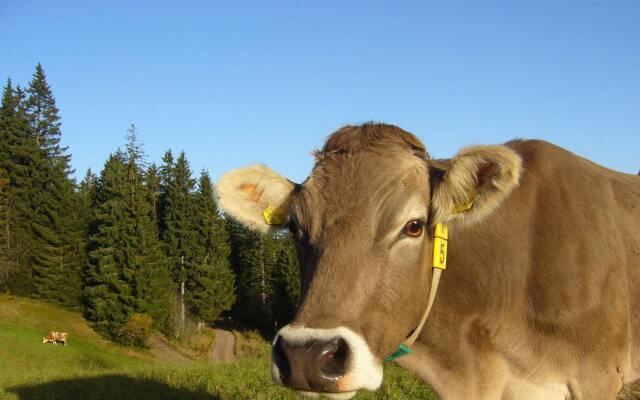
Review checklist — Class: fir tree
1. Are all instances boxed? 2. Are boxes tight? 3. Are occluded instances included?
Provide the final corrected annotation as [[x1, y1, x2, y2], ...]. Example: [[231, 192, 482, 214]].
[[84, 153, 136, 337], [137, 159, 172, 331], [85, 129, 172, 340], [186, 170, 235, 322], [122, 127, 171, 332], [227, 217, 301, 331], [0, 80, 37, 293], [158, 151, 196, 332], [77, 169, 98, 290], [25, 64, 81, 306], [159, 151, 196, 334], [158, 150, 174, 236], [160, 152, 196, 279], [25, 64, 67, 160], [0, 81, 15, 286], [124, 124, 146, 171], [228, 221, 280, 330]]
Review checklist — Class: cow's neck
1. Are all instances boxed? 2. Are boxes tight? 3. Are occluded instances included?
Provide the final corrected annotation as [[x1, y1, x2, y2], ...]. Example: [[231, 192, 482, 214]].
[[395, 216, 513, 396]]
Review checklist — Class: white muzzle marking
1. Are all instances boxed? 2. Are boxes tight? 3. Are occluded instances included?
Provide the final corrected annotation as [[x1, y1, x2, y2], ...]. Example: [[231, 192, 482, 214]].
[[272, 324, 383, 398]]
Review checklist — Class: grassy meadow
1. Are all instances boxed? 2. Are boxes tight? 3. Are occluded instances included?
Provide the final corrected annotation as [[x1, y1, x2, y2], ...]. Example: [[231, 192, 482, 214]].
[[0, 294, 437, 400]]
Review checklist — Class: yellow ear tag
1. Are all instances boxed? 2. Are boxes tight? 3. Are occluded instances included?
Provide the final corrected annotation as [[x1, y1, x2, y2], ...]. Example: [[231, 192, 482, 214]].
[[432, 223, 448, 270], [262, 205, 287, 225], [451, 191, 477, 214]]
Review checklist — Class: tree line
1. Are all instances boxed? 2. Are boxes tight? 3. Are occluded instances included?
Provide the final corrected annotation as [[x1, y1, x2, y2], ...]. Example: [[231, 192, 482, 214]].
[[0, 64, 300, 343]]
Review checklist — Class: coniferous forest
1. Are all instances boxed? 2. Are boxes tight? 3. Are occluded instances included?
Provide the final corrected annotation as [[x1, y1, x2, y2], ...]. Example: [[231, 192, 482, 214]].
[[0, 64, 300, 344]]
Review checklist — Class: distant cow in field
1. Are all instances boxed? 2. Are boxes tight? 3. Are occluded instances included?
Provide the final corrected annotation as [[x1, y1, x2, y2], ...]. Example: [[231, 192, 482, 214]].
[[217, 123, 640, 399], [42, 332, 68, 346]]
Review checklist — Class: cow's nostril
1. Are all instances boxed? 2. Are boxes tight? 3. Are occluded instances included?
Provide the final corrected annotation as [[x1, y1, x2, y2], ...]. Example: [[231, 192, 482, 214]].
[[273, 335, 351, 392], [318, 337, 349, 380], [272, 336, 291, 382]]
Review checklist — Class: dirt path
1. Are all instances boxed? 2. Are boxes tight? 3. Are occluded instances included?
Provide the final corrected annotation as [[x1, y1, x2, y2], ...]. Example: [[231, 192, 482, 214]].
[[148, 334, 192, 364], [209, 329, 236, 363]]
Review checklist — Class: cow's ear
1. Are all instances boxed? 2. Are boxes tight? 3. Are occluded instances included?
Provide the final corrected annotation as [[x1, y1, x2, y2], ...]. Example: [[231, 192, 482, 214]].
[[430, 145, 522, 226], [216, 164, 295, 233]]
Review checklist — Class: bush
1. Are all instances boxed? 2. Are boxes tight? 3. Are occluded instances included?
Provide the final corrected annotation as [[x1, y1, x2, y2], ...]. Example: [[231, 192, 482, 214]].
[[233, 330, 270, 358], [118, 313, 152, 347]]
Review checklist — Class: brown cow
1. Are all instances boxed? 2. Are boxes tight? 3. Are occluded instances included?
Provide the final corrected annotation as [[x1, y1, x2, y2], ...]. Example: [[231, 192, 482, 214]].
[[42, 331, 68, 346], [216, 123, 640, 399]]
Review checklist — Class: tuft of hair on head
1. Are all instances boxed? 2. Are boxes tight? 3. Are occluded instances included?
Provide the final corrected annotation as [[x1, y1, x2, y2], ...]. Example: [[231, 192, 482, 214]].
[[313, 123, 429, 163]]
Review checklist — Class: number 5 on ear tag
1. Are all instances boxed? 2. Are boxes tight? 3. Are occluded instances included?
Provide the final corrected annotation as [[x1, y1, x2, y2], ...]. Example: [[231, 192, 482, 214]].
[[432, 223, 448, 270]]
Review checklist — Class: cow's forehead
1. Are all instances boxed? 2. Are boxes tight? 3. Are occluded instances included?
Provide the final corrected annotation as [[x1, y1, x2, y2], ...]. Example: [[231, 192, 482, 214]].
[[308, 149, 426, 195], [294, 150, 429, 241]]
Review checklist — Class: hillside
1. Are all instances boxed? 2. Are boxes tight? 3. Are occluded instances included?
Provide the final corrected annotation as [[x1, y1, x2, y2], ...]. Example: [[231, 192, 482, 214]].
[[0, 294, 437, 400]]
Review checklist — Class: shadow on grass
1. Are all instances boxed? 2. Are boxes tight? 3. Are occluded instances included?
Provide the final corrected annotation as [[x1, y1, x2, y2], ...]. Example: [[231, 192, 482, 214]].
[[6, 374, 218, 400]]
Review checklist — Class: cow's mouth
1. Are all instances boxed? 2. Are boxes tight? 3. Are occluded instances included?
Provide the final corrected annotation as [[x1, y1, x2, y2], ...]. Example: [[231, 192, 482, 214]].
[[272, 325, 383, 395]]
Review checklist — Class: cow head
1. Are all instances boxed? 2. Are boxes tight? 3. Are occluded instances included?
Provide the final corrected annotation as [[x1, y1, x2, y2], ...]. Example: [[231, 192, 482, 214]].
[[216, 124, 521, 398]]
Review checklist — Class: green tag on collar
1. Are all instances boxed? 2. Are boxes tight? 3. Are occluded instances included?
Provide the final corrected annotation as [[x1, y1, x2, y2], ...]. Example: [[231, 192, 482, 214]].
[[384, 343, 412, 362]]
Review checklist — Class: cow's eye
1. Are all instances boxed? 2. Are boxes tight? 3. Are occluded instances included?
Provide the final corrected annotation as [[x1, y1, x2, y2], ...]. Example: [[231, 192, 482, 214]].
[[403, 219, 424, 237]]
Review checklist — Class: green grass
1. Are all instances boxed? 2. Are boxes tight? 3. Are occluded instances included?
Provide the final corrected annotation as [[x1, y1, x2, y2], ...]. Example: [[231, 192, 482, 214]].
[[0, 294, 437, 400]]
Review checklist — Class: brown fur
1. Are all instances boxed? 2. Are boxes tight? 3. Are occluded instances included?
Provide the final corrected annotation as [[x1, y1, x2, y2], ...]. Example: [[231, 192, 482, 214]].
[[314, 123, 429, 160], [216, 123, 640, 399], [42, 331, 68, 346]]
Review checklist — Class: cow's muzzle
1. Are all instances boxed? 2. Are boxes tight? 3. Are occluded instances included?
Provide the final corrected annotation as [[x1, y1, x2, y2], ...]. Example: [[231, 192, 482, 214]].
[[273, 335, 349, 392], [271, 325, 383, 398]]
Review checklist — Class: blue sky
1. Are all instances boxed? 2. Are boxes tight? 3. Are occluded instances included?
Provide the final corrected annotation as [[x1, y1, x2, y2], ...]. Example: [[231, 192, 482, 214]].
[[1, 1, 638, 182]]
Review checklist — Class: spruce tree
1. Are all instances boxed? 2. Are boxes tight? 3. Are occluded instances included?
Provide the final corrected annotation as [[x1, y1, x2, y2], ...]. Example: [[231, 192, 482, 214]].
[[121, 127, 171, 332], [228, 221, 280, 330], [186, 170, 235, 322], [137, 161, 172, 331], [0, 81, 37, 293], [85, 129, 172, 340], [158, 150, 174, 236], [84, 153, 136, 337], [160, 151, 196, 282], [77, 169, 97, 291], [25, 64, 81, 306], [227, 217, 301, 331], [0, 81, 14, 286], [25, 64, 67, 160], [158, 151, 197, 333]]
